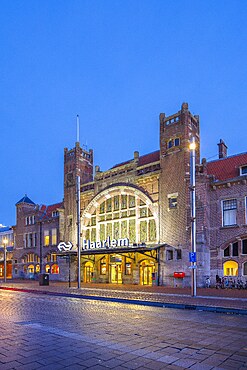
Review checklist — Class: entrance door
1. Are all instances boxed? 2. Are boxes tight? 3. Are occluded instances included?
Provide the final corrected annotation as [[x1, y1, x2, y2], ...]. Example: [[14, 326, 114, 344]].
[[110, 264, 122, 283], [84, 262, 94, 283], [140, 260, 155, 285]]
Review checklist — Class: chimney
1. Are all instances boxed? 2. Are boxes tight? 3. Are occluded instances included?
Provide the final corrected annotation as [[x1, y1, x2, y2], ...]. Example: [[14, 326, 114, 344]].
[[134, 151, 139, 161], [218, 139, 228, 159]]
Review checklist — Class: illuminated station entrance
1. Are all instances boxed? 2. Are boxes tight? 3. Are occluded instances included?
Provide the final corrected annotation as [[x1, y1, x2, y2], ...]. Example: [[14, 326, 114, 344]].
[[80, 246, 160, 286], [80, 184, 162, 285]]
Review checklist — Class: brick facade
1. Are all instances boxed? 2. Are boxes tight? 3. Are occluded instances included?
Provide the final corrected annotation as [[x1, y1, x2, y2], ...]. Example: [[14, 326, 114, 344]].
[[13, 196, 63, 280], [13, 103, 247, 287]]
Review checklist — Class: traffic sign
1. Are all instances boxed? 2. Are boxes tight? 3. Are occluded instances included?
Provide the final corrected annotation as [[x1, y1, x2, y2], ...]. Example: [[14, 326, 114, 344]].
[[189, 252, 197, 262]]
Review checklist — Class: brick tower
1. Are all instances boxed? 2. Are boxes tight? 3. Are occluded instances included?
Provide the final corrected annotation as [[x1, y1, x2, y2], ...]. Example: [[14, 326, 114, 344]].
[[64, 142, 93, 246], [159, 102, 200, 248]]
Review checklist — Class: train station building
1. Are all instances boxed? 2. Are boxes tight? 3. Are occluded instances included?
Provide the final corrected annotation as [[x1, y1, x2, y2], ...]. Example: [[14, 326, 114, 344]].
[[12, 103, 247, 287]]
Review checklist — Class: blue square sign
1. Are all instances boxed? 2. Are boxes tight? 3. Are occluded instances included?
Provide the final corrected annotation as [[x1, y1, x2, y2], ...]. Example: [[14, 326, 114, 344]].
[[189, 252, 197, 262]]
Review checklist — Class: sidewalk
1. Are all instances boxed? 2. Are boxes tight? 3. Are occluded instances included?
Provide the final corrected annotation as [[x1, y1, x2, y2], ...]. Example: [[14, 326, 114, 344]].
[[1, 280, 247, 315]]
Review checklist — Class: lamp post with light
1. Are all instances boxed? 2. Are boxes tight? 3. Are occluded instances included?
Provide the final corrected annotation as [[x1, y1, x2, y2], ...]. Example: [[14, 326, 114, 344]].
[[3, 237, 8, 283], [189, 137, 197, 297]]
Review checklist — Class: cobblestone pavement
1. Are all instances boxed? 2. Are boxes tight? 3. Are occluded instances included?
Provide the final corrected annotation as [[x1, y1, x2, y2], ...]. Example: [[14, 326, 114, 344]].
[[0, 289, 247, 370], [0, 281, 247, 314]]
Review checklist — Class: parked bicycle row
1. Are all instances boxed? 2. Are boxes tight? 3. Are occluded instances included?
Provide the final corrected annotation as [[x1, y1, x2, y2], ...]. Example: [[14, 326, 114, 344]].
[[214, 275, 247, 289]]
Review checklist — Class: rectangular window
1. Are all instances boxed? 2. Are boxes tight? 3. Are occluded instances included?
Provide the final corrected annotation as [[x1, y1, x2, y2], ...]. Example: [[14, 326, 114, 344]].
[[242, 239, 247, 254], [224, 246, 230, 257], [169, 197, 177, 209], [51, 229, 57, 245], [246, 197, 247, 224], [222, 199, 237, 226], [44, 230, 49, 246], [125, 263, 132, 275], [177, 249, 182, 260], [100, 258, 106, 275], [114, 196, 119, 211], [240, 165, 247, 175], [167, 250, 173, 260], [28, 233, 32, 248], [33, 233, 37, 247], [232, 242, 238, 256], [121, 195, 127, 209]]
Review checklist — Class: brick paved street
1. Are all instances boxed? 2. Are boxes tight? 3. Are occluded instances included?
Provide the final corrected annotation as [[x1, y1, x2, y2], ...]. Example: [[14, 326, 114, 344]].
[[1, 281, 247, 314], [0, 288, 247, 369]]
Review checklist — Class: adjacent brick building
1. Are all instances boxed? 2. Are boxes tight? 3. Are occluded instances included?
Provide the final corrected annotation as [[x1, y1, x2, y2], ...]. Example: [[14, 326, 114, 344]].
[[13, 195, 63, 280]]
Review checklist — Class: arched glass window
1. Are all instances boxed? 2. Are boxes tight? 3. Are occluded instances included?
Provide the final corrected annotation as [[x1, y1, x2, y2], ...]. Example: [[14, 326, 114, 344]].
[[45, 264, 50, 273], [51, 264, 59, 274], [223, 260, 238, 276]]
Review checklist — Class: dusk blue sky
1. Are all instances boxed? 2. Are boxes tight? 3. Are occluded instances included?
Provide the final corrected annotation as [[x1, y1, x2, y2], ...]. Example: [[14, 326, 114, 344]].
[[1, 0, 247, 226]]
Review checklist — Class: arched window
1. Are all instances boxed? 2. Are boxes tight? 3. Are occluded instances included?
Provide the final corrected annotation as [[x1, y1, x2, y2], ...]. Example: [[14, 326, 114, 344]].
[[223, 246, 230, 257], [82, 186, 158, 245], [51, 264, 59, 274], [223, 260, 238, 276], [28, 265, 34, 274], [45, 264, 50, 273]]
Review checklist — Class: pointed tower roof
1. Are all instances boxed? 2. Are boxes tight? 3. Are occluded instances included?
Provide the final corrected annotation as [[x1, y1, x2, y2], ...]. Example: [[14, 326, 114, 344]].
[[16, 194, 35, 206]]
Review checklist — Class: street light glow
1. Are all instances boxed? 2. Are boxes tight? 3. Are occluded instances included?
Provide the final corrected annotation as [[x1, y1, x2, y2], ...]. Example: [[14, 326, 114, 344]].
[[189, 141, 196, 150]]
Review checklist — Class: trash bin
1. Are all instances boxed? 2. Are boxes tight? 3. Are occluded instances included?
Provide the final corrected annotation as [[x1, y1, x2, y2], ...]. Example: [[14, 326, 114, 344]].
[[39, 273, 49, 286]]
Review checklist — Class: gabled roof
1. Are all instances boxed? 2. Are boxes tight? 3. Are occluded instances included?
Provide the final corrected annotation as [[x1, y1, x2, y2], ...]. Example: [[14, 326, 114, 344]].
[[138, 150, 160, 167], [112, 150, 160, 169], [16, 195, 35, 206], [39, 202, 63, 221], [207, 152, 247, 182]]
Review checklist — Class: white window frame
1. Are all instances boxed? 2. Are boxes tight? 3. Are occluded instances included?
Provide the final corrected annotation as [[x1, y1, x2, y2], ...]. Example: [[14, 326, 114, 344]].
[[222, 199, 237, 227], [240, 165, 247, 176]]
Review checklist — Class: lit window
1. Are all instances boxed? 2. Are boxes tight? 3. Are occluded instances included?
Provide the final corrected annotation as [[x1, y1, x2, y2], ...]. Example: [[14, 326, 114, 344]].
[[222, 199, 237, 226], [51, 229, 57, 245], [100, 257, 106, 275], [44, 230, 49, 246], [51, 264, 59, 274], [223, 260, 238, 276], [45, 264, 50, 273], [125, 262, 132, 275]]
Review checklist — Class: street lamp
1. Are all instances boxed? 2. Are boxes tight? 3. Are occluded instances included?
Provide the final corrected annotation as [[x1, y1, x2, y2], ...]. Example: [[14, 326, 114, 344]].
[[189, 137, 197, 297], [3, 237, 8, 283]]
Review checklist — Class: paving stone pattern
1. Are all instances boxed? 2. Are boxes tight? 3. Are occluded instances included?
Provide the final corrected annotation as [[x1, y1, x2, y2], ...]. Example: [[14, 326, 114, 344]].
[[0, 289, 247, 369]]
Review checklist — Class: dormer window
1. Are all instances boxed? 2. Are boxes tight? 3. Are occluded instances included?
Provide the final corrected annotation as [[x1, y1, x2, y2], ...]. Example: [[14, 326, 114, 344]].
[[240, 165, 247, 175], [52, 211, 59, 217]]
